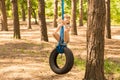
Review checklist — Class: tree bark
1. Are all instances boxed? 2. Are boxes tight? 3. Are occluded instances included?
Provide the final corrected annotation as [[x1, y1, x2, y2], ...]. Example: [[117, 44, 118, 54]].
[[11, 0, 21, 39], [71, 0, 77, 35], [27, 0, 32, 29], [105, 0, 111, 39], [0, 0, 8, 31], [38, 0, 48, 42], [53, 0, 58, 28], [84, 0, 106, 80], [79, 0, 83, 27]]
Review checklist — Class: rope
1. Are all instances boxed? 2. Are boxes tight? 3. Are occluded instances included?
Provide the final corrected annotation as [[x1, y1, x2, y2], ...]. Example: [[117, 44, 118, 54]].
[[61, 0, 64, 20], [60, 0, 64, 43], [56, 0, 66, 53]]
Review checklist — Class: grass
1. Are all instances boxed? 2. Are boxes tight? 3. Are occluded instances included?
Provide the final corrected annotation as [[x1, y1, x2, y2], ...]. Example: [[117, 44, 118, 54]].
[[56, 54, 66, 68], [74, 57, 120, 75], [55, 55, 86, 70], [74, 58, 85, 70], [104, 60, 120, 74]]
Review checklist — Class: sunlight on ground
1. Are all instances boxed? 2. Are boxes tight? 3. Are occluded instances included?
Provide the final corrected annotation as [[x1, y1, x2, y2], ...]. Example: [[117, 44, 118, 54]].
[[112, 35, 120, 39]]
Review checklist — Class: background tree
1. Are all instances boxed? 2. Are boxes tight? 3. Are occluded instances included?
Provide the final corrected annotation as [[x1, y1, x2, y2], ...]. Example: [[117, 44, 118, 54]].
[[105, 0, 111, 39], [27, 0, 32, 29], [71, 0, 77, 35], [0, 0, 8, 31], [31, 8, 37, 24], [11, 0, 21, 39], [53, 0, 58, 28], [31, 0, 38, 24], [20, 0, 26, 21], [79, 0, 83, 27], [83, 0, 106, 80], [38, 0, 48, 42]]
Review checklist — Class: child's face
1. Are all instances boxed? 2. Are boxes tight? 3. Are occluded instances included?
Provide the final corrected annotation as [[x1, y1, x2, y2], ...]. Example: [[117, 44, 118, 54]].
[[64, 18, 70, 24]]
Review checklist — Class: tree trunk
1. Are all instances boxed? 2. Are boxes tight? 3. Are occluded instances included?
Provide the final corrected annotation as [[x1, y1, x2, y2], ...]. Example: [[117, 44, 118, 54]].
[[21, 1, 26, 21], [0, 0, 8, 31], [53, 0, 58, 28], [71, 0, 77, 35], [27, 0, 32, 29], [11, 0, 21, 39], [83, 0, 106, 80], [32, 8, 38, 24], [105, 0, 111, 39], [38, 0, 48, 42], [79, 0, 83, 27]]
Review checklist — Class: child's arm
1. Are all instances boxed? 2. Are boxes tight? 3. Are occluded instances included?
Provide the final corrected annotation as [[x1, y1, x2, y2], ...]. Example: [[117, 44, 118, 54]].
[[55, 24, 62, 33], [55, 21, 64, 33]]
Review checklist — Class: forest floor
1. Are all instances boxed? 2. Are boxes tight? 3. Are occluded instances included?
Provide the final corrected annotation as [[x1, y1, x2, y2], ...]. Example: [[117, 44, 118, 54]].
[[0, 21, 120, 80]]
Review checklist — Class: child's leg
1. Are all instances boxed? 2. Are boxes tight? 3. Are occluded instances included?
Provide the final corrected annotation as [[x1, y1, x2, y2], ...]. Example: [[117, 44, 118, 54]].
[[64, 29, 70, 43], [53, 32, 60, 42]]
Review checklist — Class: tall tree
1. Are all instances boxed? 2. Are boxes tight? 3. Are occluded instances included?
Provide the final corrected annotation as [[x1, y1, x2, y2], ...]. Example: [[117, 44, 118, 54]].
[[27, 0, 32, 29], [105, 0, 111, 39], [53, 0, 58, 28], [0, 0, 8, 31], [20, 0, 26, 21], [83, 0, 106, 80], [32, 8, 38, 24], [31, 0, 38, 24], [79, 0, 83, 27], [38, 0, 48, 42], [71, 0, 77, 35], [11, 0, 21, 39]]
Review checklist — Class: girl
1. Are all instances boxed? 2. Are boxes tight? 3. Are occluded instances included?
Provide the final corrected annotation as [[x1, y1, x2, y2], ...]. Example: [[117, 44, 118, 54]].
[[53, 15, 71, 43]]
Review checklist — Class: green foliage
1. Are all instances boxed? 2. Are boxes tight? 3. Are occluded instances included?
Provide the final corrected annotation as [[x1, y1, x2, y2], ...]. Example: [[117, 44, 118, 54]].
[[45, 0, 54, 18], [6, 0, 12, 17], [83, 0, 87, 20], [6, 0, 11, 10], [64, 0, 71, 14], [111, 0, 120, 25], [4, 0, 120, 25]]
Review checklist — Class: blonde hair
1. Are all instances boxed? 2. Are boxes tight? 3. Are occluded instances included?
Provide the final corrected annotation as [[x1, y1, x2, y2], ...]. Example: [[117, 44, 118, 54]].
[[64, 14, 70, 20], [56, 17, 62, 22], [56, 14, 70, 23]]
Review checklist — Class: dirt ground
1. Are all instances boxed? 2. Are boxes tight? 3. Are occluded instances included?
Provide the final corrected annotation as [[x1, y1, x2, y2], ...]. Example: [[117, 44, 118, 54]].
[[0, 21, 120, 80]]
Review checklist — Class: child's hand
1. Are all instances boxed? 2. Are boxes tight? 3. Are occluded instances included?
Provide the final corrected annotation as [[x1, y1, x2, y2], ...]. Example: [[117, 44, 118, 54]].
[[58, 20, 65, 27], [61, 20, 65, 25]]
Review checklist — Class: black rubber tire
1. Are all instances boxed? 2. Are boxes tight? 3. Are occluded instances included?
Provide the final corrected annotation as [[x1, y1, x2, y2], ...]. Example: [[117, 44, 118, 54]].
[[49, 47, 74, 74]]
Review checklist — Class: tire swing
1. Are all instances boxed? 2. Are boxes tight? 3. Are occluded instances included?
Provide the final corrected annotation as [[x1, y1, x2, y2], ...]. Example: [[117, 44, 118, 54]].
[[49, 0, 74, 74]]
